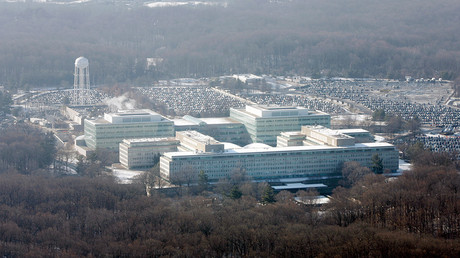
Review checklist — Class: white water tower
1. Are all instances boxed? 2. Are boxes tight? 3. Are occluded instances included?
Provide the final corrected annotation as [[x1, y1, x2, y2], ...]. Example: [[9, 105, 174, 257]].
[[73, 56, 90, 105]]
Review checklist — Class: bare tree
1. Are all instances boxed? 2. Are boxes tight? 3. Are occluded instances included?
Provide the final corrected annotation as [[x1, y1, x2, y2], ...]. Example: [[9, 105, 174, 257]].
[[296, 189, 320, 205], [341, 161, 372, 187]]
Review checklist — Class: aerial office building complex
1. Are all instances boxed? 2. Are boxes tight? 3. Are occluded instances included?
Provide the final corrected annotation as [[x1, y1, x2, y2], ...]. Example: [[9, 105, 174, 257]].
[[160, 126, 399, 183], [230, 105, 331, 146], [84, 109, 174, 150]]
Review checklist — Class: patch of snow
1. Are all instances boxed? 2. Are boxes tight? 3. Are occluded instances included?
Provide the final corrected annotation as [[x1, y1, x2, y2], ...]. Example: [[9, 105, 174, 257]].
[[397, 159, 411, 173], [374, 135, 386, 142], [295, 195, 330, 205], [112, 168, 144, 184], [332, 114, 370, 122], [144, 1, 226, 8]]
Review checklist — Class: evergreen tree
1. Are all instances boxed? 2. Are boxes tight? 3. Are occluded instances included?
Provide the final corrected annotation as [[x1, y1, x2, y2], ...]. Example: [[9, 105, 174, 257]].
[[0, 91, 12, 114], [230, 185, 242, 200], [198, 170, 209, 192], [261, 185, 276, 204], [76, 155, 86, 174], [371, 154, 384, 174], [372, 109, 386, 121], [40, 132, 56, 168]]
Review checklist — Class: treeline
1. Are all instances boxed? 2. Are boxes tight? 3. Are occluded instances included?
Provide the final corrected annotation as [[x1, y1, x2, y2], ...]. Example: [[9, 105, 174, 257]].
[[0, 163, 459, 256], [0, 131, 458, 256], [0, 124, 55, 174], [331, 166, 460, 237], [1, 0, 460, 89]]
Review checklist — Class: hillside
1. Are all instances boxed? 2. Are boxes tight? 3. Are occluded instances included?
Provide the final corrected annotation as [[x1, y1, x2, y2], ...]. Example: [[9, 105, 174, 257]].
[[1, 0, 459, 88]]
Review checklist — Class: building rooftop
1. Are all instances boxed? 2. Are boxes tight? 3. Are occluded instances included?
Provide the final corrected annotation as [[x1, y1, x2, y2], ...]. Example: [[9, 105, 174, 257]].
[[105, 109, 164, 123], [86, 109, 170, 125], [122, 137, 178, 145], [177, 130, 219, 145], [221, 142, 242, 149], [253, 105, 302, 111], [272, 183, 327, 190], [109, 109, 159, 116], [182, 115, 206, 126], [280, 131, 306, 137], [163, 142, 395, 158], [199, 117, 241, 125], [336, 128, 370, 134], [232, 74, 263, 83], [86, 117, 111, 124], [307, 126, 354, 140], [243, 143, 273, 149], [231, 105, 328, 119], [174, 116, 241, 127], [173, 118, 197, 126]]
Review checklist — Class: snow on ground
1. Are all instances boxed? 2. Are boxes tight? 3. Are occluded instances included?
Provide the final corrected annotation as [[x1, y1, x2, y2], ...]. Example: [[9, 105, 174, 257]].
[[295, 196, 330, 205], [384, 159, 412, 177], [144, 1, 226, 8], [332, 114, 370, 122], [112, 168, 144, 184], [374, 135, 386, 142], [396, 159, 411, 174]]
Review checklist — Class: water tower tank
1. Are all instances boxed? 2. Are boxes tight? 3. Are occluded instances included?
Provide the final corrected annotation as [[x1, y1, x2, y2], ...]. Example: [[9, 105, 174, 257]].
[[73, 56, 90, 105], [75, 56, 89, 69]]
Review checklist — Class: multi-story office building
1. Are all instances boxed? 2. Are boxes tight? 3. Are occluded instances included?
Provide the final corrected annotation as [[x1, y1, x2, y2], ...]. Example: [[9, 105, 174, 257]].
[[277, 126, 374, 147], [175, 131, 225, 153], [84, 109, 174, 150], [160, 127, 399, 183], [230, 105, 331, 146], [119, 137, 179, 169], [174, 115, 251, 146]]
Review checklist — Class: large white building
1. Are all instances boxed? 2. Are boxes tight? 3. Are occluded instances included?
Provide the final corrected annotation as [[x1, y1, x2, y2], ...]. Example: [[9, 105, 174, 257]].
[[160, 127, 399, 183], [230, 105, 331, 146], [175, 131, 225, 153], [119, 137, 179, 169], [173, 115, 251, 146], [84, 109, 174, 150], [277, 126, 375, 147], [232, 74, 263, 84]]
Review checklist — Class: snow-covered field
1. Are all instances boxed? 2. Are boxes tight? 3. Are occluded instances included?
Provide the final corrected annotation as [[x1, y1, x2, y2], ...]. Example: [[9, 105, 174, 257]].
[[112, 168, 144, 184]]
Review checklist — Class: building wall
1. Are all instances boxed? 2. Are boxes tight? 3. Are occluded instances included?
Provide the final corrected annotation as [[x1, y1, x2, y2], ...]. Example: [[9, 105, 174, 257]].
[[230, 108, 331, 146], [200, 124, 251, 146], [175, 122, 251, 146], [119, 139, 179, 169], [160, 144, 399, 182], [176, 131, 224, 153], [84, 120, 174, 150], [343, 132, 374, 143], [276, 134, 306, 147], [63, 106, 85, 125]]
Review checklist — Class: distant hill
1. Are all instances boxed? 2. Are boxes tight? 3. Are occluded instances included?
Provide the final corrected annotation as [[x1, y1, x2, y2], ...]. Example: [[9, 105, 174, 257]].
[[0, 0, 459, 88]]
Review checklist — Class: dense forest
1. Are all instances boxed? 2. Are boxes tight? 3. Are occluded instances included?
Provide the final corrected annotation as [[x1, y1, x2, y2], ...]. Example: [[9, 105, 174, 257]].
[[1, 0, 460, 89], [0, 124, 458, 256], [0, 158, 459, 256]]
